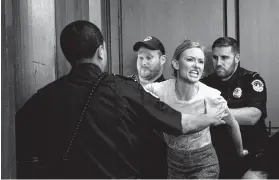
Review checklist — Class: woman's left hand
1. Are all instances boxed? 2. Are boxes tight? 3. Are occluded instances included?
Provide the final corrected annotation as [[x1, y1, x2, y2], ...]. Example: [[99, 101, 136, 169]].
[[239, 149, 249, 157]]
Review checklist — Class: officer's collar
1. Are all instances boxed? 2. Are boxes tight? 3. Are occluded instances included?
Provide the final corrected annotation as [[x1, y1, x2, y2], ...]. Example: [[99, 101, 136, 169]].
[[68, 63, 103, 82], [138, 74, 166, 84], [155, 74, 166, 83]]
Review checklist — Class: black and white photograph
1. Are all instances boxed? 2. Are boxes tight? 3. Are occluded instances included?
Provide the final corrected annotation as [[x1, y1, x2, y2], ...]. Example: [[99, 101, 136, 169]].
[[2, 0, 279, 179]]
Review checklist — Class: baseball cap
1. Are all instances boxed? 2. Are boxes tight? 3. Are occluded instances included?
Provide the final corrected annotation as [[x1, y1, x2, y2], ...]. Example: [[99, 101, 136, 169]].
[[133, 36, 165, 55]]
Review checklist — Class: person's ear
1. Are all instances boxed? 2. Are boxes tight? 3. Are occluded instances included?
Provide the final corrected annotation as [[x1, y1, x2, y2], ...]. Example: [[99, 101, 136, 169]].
[[171, 59, 179, 70], [234, 53, 240, 64], [160, 55, 166, 66], [97, 44, 105, 61]]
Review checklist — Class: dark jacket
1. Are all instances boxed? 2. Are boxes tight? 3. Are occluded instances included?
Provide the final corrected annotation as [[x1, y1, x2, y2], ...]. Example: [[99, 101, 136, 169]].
[[130, 73, 168, 178], [16, 64, 182, 179]]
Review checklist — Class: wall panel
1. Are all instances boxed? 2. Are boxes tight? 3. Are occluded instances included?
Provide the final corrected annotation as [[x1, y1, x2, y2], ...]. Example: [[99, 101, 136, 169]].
[[14, 0, 56, 110], [2, 0, 56, 178], [2, 0, 17, 178], [239, 0, 279, 128], [120, 0, 224, 77]]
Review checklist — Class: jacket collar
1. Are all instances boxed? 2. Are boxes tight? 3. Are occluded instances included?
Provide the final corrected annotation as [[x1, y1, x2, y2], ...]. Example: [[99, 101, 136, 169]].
[[68, 63, 103, 82], [133, 73, 166, 83], [155, 74, 166, 83]]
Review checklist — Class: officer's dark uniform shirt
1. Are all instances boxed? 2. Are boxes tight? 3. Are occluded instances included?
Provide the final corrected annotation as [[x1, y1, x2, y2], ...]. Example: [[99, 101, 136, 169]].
[[130, 73, 167, 178], [16, 64, 183, 179], [201, 65, 270, 177]]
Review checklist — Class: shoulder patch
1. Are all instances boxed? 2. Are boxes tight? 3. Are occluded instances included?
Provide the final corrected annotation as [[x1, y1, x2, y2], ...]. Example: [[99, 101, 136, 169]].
[[251, 79, 264, 92]]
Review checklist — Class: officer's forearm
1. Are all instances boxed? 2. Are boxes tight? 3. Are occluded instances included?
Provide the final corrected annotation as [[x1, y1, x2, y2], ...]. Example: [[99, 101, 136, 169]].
[[181, 114, 212, 134], [229, 107, 262, 125]]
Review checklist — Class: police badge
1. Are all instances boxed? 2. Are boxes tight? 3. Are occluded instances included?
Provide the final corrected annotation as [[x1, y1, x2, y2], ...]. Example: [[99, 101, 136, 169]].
[[233, 87, 242, 98]]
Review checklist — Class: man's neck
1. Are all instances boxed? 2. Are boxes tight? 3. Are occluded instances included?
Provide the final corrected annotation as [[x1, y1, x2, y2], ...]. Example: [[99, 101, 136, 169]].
[[175, 78, 199, 101], [221, 64, 239, 81], [139, 73, 163, 86], [73, 60, 104, 72]]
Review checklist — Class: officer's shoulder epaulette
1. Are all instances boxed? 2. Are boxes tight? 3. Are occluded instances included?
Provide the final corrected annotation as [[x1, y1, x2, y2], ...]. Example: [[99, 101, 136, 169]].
[[252, 72, 260, 78], [113, 74, 138, 82], [243, 69, 260, 78], [128, 73, 139, 81], [129, 73, 140, 82], [128, 73, 138, 78]]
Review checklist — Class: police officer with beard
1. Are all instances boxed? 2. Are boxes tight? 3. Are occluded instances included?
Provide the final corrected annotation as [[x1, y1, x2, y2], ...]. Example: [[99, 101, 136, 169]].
[[201, 37, 270, 179]]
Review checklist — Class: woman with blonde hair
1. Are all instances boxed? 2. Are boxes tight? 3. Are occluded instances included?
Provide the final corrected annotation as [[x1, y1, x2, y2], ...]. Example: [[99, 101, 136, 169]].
[[144, 40, 247, 179]]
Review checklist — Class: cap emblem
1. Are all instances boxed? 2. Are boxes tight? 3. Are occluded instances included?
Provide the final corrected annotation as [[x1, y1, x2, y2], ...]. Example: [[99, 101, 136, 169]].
[[143, 36, 152, 41]]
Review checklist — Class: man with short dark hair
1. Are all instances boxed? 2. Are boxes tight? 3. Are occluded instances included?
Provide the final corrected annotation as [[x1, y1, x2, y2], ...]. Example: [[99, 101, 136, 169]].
[[16, 21, 227, 179], [201, 37, 270, 179]]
